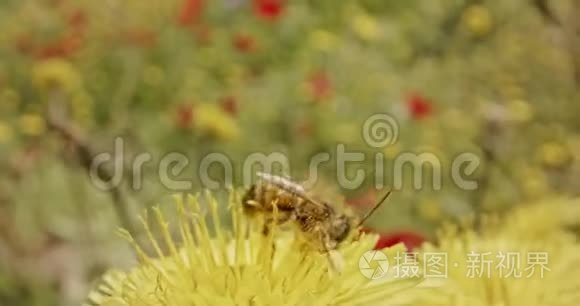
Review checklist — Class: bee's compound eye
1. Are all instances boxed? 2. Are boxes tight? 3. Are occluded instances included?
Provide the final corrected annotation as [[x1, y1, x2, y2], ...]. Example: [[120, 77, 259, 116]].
[[242, 185, 256, 200]]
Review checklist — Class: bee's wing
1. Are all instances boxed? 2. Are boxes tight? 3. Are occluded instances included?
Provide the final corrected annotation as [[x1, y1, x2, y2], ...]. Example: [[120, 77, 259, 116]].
[[256, 172, 327, 208], [302, 176, 346, 210], [256, 172, 305, 191]]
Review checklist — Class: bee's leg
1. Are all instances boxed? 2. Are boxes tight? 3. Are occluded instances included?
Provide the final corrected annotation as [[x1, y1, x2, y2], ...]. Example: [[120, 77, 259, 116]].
[[262, 217, 274, 235], [262, 212, 293, 235], [318, 232, 344, 273], [244, 199, 260, 208], [243, 200, 261, 217]]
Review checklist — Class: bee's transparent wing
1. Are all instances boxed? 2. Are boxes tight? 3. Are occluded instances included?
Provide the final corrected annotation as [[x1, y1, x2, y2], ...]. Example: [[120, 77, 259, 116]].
[[256, 172, 327, 207]]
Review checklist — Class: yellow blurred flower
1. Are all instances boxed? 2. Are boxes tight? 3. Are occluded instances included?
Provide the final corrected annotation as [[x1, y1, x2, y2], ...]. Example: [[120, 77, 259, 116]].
[[194, 104, 240, 142], [417, 199, 443, 222], [517, 167, 550, 200], [334, 122, 358, 143], [309, 29, 339, 51], [461, 5, 493, 37], [31, 59, 82, 94], [499, 198, 580, 238], [415, 199, 580, 306], [507, 99, 534, 123], [538, 141, 571, 168], [384, 143, 402, 159], [0, 121, 14, 143], [351, 13, 381, 41], [86, 192, 423, 306], [19, 113, 46, 136]]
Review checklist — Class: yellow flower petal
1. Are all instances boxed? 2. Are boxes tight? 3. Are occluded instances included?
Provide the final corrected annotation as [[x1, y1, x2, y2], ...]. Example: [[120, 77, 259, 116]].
[[86, 191, 424, 306], [415, 199, 580, 306], [507, 99, 534, 123], [19, 114, 46, 136], [351, 14, 381, 42], [309, 29, 339, 51], [538, 141, 571, 168], [462, 5, 493, 37], [195, 104, 240, 141], [417, 199, 443, 222], [31, 59, 82, 94]]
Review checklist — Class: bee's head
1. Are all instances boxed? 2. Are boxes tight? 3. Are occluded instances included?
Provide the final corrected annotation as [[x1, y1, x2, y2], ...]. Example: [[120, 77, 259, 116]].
[[329, 214, 351, 244], [242, 184, 259, 214], [242, 184, 256, 203]]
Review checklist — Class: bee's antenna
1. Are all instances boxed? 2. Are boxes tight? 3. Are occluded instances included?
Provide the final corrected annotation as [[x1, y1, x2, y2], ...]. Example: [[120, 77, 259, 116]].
[[356, 190, 392, 228]]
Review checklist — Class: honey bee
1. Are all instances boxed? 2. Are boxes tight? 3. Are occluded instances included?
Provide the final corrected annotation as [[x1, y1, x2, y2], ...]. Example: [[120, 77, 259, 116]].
[[242, 172, 391, 271]]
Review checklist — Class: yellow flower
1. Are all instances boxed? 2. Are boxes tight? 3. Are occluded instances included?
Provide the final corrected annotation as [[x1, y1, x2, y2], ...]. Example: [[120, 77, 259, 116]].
[[514, 165, 551, 200], [384, 143, 402, 159], [538, 141, 571, 168], [85, 192, 424, 306], [194, 104, 240, 142], [19, 113, 46, 136], [461, 5, 493, 37], [507, 99, 533, 123], [414, 199, 580, 306], [334, 123, 358, 144], [0, 121, 14, 143], [351, 14, 381, 42], [31, 59, 82, 94], [309, 29, 339, 52], [497, 198, 580, 238], [417, 199, 443, 222]]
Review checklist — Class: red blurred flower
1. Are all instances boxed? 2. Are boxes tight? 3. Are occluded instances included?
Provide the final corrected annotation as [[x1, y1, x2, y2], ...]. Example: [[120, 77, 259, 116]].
[[176, 104, 194, 129], [37, 33, 84, 59], [372, 230, 426, 251], [193, 23, 213, 45], [67, 9, 88, 32], [296, 120, 314, 138], [253, 0, 284, 21], [178, 0, 205, 26], [220, 96, 239, 116], [308, 70, 333, 101], [15, 34, 36, 55], [406, 93, 433, 120], [233, 33, 257, 53]]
